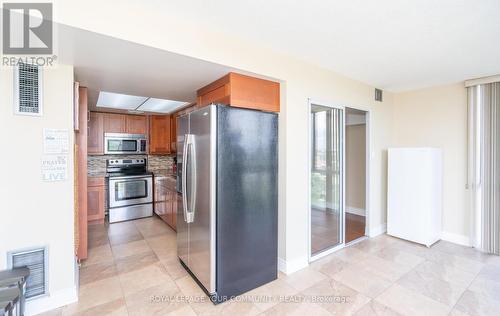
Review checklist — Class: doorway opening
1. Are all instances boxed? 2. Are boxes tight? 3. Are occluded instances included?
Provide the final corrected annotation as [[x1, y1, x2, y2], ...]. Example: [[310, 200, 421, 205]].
[[345, 107, 367, 244], [308, 100, 369, 260]]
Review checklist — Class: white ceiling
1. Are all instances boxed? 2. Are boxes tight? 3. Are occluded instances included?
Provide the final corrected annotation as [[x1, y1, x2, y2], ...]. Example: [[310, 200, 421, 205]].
[[57, 25, 236, 111], [152, 0, 500, 91]]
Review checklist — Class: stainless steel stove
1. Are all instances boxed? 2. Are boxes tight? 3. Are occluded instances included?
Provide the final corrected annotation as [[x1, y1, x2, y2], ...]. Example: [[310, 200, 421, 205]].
[[106, 158, 153, 223]]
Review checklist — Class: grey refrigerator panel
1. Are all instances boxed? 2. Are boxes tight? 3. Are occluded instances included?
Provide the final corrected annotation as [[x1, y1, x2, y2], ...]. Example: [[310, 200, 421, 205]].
[[176, 114, 189, 270], [177, 104, 278, 303], [186, 106, 216, 293], [216, 106, 279, 300]]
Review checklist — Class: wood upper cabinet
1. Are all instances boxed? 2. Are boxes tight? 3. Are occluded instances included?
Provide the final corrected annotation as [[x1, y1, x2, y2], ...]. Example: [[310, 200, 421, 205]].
[[103, 113, 147, 135], [88, 112, 148, 155], [88, 112, 104, 154], [170, 114, 177, 153], [197, 72, 280, 112], [149, 115, 171, 154], [87, 177, 105, 222], [126, 115, 147, 134], [103, 113, 126, 133]]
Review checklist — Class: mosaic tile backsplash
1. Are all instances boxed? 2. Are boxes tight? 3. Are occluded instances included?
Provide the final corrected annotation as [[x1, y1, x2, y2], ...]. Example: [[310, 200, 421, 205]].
[[88, 154, 174, 176]]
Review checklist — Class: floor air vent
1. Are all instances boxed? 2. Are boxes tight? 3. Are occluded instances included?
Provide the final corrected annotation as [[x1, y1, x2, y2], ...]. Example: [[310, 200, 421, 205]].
[[8, 247, 48, 299]]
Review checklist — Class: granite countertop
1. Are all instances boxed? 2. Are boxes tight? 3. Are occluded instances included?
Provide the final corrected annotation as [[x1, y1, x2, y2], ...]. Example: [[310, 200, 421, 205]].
[[87, 169, 176, 179], [88, 172, 107, 178], [152, 169, 177, 191], [151, 169, 176, 179]]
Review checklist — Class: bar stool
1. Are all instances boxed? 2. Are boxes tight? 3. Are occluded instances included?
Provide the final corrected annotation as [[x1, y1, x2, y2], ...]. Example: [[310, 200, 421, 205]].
[[0, 287, 20, 316], [0, 268, 29, 316], [0, 300, 13, 316]]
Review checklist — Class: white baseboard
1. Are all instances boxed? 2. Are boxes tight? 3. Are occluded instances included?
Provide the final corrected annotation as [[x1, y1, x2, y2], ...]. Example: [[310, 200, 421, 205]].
[[26, 286, 77, 316], [441, 231, 471, 247], [278, 256, 308, 275], [346, 207, 366, 216], [369, 223, 387, 237]]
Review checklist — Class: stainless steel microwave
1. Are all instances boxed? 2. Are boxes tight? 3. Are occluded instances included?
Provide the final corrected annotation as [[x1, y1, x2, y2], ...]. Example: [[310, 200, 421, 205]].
[[104, 133, 147, 155]]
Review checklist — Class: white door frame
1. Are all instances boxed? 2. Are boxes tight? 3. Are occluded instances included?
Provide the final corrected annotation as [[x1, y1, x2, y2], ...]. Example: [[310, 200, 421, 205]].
[[307, 99, 371, 263], [308, 98, 346, 262]]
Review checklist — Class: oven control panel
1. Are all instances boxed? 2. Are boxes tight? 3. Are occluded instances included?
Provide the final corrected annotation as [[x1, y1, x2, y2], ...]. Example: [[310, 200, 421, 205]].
[[107, 159, 146, 166]]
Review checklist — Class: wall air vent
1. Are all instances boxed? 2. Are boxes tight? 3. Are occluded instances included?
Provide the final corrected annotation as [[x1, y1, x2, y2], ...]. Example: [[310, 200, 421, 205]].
[[375, 88, 383, 102], [8, 247, 48, 299], [14, 62, 43, 116]]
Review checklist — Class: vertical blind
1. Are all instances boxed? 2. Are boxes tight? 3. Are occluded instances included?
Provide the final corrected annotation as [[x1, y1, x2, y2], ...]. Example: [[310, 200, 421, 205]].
[[468, 82, 500, 254]]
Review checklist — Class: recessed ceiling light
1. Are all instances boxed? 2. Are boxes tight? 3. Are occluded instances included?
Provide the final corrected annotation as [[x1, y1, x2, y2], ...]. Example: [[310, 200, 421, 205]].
[[96, 91, 148, 110], [138, 98, 190, 114]]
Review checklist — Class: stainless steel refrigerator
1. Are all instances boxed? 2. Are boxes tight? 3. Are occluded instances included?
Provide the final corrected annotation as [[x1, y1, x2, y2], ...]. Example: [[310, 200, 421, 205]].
[[177, 104, 278, 303]]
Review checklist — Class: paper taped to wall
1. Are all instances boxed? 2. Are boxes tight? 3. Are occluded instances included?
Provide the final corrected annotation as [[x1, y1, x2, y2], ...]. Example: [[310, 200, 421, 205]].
[[41, 155, 68, 181], [43, 129, 69, 154]]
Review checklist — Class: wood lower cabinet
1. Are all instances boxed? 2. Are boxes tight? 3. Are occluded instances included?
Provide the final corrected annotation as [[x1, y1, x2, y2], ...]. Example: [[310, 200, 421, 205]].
[[87, 177, 105, 223], [197, 72, 280, 112], [88, 112, 104, 154], [172, 193, 177, 231], [154, 176, 176, 231], [149, 115, 171, 154]]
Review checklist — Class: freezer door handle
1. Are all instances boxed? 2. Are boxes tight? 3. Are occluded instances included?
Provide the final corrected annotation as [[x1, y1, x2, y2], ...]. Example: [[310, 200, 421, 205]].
[[181, 134, 189, 222], [183, 134, 195, 223]]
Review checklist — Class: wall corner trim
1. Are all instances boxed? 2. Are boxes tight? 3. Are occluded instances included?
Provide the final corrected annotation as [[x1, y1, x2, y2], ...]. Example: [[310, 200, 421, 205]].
[[441, 231, 471, 247], [369, 223, 387, 237], [26, 286, 78, 315], [278, 256, 308, 275], [346, 207, 366, 216]]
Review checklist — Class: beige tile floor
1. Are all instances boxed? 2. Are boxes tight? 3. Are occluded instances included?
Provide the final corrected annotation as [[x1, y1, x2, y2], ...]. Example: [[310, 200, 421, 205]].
[[39, 215, 500, 316]]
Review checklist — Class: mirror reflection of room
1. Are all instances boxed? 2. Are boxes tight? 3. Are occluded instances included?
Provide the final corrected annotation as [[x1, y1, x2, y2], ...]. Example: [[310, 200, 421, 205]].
[[310, 104, 343, 255]]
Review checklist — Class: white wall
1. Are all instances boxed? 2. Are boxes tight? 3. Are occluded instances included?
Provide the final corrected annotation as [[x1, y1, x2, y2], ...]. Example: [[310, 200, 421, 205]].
[[0, 4, 471, 297], [346, 124, 366, 214], [393, 83, 469, 245], [0, 6, 477, 316], [53, 0, 396, 272], [0, 65, 77, 314]]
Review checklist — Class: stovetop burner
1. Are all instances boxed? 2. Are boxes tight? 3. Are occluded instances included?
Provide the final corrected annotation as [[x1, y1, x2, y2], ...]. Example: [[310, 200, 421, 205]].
[[106, 158, 150, 177]]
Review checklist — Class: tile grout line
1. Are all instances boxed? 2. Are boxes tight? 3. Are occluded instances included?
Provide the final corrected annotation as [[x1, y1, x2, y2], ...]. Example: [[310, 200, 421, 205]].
[[109, 222, 130, 316]]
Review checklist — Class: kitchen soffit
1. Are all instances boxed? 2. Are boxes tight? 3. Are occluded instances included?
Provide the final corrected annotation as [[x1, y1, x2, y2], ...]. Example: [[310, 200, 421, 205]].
[[96, 91, 189, 114]]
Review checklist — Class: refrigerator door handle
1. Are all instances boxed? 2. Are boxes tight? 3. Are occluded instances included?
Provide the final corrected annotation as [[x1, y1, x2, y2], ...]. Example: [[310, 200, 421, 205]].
[[188, 135, 196, 223], [181, 134, 189, 222], [184, 134, 195, 223]]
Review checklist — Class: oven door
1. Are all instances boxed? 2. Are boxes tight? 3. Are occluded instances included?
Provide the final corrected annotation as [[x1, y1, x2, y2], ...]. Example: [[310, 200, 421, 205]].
[[108, 175, 153, 208]]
